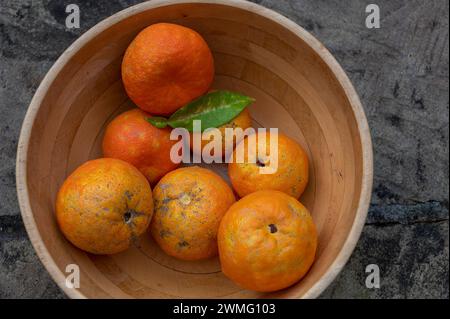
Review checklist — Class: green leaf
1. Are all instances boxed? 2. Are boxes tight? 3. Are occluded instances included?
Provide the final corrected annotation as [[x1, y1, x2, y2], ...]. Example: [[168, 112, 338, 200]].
[[160, 91, 254, 132], [147, 116, 169, 129]]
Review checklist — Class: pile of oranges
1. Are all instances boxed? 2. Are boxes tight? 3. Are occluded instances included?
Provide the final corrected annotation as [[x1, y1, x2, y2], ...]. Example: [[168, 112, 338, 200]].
[[55, 23, 317, 293]]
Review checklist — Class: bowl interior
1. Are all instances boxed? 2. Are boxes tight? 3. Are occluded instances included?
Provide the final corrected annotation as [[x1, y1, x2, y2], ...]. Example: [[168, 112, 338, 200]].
[[21, 1, 369, 298]]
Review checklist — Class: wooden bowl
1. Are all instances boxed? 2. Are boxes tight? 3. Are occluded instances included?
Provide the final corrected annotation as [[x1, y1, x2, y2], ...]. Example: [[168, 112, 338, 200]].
[[16, 0, 373, 299]]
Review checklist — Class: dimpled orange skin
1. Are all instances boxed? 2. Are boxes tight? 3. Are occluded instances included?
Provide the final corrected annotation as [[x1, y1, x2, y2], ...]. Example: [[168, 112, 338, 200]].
[[228, 132, 309, 198], [55, 158, 154, 255], [218, 190, 317, 292], [151, 166, 235, 261], [191, 108, 253, 159], [102, 108, 179, 185], [122, 23, 214, 115]]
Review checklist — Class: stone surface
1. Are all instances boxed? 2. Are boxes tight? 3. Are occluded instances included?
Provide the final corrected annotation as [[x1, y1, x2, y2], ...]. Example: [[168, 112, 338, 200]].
[[0, 0, 448, 298], [321, 220, 449, 299], [0, 216, 65, 298]]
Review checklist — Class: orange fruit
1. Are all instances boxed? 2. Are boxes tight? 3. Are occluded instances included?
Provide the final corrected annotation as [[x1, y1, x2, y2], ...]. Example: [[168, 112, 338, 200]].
[[55, 158, 153, 255], [228, 132, 309, 198], [218, 190, 317, 292], [151, 166, 235, 260], [122, 23, 214, 115], [191, 108, 253, 159], [102, 108, 180, 185]]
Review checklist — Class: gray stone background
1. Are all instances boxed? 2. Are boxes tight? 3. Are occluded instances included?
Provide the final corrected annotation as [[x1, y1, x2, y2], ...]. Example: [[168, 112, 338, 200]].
[[0, 0, 448, 298]]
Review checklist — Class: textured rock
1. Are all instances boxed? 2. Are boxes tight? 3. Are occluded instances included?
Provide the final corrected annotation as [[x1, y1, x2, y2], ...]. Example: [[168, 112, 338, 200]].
[[0, 0, 448, 298], [0, 215, 64, 298], [321, 221, 449, 299]]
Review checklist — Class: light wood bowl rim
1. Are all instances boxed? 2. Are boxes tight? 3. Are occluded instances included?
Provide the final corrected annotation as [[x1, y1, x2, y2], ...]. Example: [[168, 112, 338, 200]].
[[16, 0, 373, 299]]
